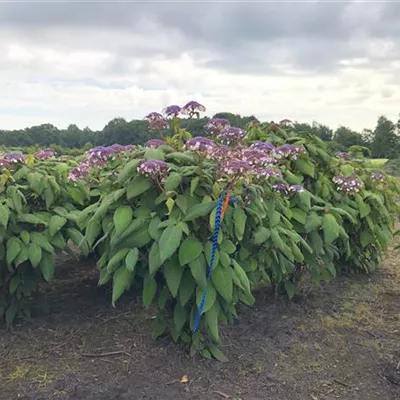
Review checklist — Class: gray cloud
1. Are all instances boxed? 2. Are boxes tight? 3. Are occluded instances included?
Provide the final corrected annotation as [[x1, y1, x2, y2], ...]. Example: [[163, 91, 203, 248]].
[[1, 1, 400, 76]]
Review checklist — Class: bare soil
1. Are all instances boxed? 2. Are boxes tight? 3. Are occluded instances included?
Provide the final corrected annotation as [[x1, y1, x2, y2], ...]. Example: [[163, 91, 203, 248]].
[[1, 248, 400, 400]]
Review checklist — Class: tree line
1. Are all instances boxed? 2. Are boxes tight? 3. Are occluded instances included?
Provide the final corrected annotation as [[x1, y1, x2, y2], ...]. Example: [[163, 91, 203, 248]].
[[1, 112, 399, 158]]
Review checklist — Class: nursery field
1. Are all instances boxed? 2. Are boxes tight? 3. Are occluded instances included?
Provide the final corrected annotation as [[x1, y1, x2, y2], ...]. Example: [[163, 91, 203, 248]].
[[0, 245, 399, 400], [0, 104, 400, 399]]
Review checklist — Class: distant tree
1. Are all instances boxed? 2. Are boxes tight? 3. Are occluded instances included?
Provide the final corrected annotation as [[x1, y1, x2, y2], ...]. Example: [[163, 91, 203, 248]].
[[333, 126, 364, 148], [371, 116, 399, 159]]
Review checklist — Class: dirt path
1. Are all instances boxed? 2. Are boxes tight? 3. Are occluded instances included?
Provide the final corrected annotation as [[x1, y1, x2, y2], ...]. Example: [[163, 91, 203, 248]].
[[1, 248, 400, 400]]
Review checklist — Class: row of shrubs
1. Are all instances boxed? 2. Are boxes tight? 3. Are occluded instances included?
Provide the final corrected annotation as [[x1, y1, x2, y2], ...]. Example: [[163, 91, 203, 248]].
[[0, 103, 398, 360]]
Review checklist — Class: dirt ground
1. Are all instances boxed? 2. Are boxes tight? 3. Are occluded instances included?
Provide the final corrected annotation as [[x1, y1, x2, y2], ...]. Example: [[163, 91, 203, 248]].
[[1, 246, 400, 400]]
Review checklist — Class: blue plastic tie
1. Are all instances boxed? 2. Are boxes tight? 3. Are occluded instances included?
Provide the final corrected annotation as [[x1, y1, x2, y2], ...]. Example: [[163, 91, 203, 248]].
[[193, 192, 230, 333]]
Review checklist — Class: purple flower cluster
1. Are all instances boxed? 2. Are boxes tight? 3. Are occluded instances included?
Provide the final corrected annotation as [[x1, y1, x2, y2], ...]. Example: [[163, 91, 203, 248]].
[[163, 105, 182, 117], [0, 158, 10, 169], [204, 118, 231, 134], [137, 160, 170, 181], [145, 139, 167, 149], [68, 163, 90, 182], [145, 112, 169, 130], [272, 183, 304, 194], [4, 152, 25, 164], [273, 144, 305, 160], [218, 126, 248, 145], [182, 101, 206, 115], [219, 160, 251, 176], [238, 147, 277, 168], [184, 137, 216, 155], [85, 146, 116, 167], [251, 141, 275, 153], [255, 168, 282, 179], [371, 172, 384, 181], [336, 152, 349, 159], [333, 175, 363, 194], [35, 148, 57, 160]]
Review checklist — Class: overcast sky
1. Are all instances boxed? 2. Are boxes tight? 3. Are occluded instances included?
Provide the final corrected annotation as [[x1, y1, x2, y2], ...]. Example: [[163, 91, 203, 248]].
[[1, 1, 400, 131]]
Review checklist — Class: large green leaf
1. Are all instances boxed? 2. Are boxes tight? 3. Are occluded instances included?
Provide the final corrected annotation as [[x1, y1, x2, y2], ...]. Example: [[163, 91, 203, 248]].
[[189, 254, 207, 290], [178, 237, 203, 266], [112, 267, 134, 306], [125, 248, 139, 272], [164, 259, 183, 297], [196, 284, 216, 315], [179, 270, 196, 306], [113, 205, 133, 236], [39, 251, 54, 282], [0, 204, 10, 228], [149, 241, 163, 276], [158, 224, 183, 263], [126, 176, 153, 199], [212, 265, 233, 303], [183, 201, 217, 222], [205, 304, 219, 341], [253, 227, 271, 245], [143, 272, 157, 309], [173, 302, 187, 334], [6, 237, 22, 266], [304, 212, 322, 233], [28, 243, 42, 268], [294, 158, 315, 177], [164, 172, 182, 192], [107, 248, 130, 273], [234, 207, 247, 241], [117, 159, 141, 184], [322, 213, 340, 245], [49, 215, 67, 236]]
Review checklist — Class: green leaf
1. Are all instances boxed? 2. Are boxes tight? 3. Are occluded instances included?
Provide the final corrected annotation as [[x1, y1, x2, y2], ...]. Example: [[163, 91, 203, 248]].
[[173, 302, 187, 334], [6, 237, 22, 266], [19, 214, 47, 225], [113, 205, 133, 236], [85, 219, 101, 247], [209, 345, 228, 362], [0, 204, 10, 228], [148, 217, 162, 241], [49, 215, 67, 236], [284, 280, 295, 299], [117, 159, 141, 184], [234, 207, 247, 241], [143, 272, 157, 309], [304, 212, 322, 233], [164, 172, 182, 191], [355, 194, 371, 218], [231, 260, 251, 293], [322, 213, 340, 245], [20, 231, 30, 245], [190, 177, 199, 195], [145, 148, 165, 161], [179, 270, 196, 306], [126, 176, 153, 199], [9, 276, 20, 294], [149, 241, 163, 275], [107, 248, 130, 273], [125, 248, 139, 272], [253, 227, 271, 245], [291, 208, 307, 225], [205, 304, 219, 341], [196, 284, 216, 314], [28, 243, 42, 268], [14, 245, 28, 266], [212, 265, 232, 302], [360, 231, 374, 248], [158, 224, 183, 263], [294, 158, 315, 177], [220, 239, 236, 254], [178, 237, 203, 266], [183, 201, 217, 222], [112, 267, 134, 306], [66, 228, 88, 256], [189, 254, 207, 290], [40, 251, 54, 282], [164, 259, 183, 297]]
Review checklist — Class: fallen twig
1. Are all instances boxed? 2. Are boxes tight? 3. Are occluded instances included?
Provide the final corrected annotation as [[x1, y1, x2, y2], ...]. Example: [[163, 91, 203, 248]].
[[81, 350, 131, 358], [333, 379, 351, 389], [213, 390, 231, 399]]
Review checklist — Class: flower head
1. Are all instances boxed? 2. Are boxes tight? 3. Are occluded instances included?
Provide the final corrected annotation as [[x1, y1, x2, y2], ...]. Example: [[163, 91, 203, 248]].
[[255, 168, 282, 179], [219, 160, 251, 176], [86, 146, 116, 167], [336, 152, 349, 159], [35, 148, 57, 160], [273, 144, 305, 160], [289, 185, 305, 193], [163, 105, 181, 117], [0, 159, 10, 168], [4, 152, 25, 164], [137, 160, 170, 180], [145, 139, 167, 149], [218, 126, 248, 145], [272, 183, 290, 194], [238, 147, 277, 168], [68, 162, 90, 182], [145, 112, 169, 130], [333, 175, 363, 194], [204, 118, 231, 134], [184, 137, 216, 154], [371, 172, 384, 181], [110, 143, 126, 152], [251, 141, 275, 153], [181, 101, 206, 115]]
